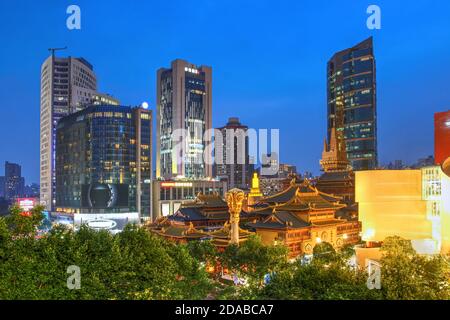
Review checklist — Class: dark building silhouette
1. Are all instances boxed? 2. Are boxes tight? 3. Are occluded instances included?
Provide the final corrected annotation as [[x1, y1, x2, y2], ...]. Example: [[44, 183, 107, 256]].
[[215, 117, 254, 189], [4, 161, 25, 200], [327, 37, 378, 170]]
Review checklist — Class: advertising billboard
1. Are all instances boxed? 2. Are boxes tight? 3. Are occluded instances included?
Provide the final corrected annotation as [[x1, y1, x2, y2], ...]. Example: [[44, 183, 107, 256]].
[[81, 184, 129, 209], [16, 198, 38, 212], [74, 212, 140, 234]]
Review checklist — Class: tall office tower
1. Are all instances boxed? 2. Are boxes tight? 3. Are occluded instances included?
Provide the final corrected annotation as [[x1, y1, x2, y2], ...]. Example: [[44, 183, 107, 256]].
[[55, 105, 153, 219], [4, 162, 25, 200], [40, 55, 97, 211], [215, 117, 254, 189], [156, 59, 212, 180], [327, 37, 378, 170], [435, 110, 450, 165]]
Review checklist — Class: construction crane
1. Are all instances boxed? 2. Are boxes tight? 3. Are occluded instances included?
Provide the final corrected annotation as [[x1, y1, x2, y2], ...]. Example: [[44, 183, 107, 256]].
[[48, 47, 68, 58]]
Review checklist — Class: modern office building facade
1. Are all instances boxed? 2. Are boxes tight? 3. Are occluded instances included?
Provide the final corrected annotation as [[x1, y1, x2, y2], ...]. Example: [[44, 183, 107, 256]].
[[4, 161, 25, 200], [435, 110, 450, 165], [215, 117, 254, 189], [327, 37, 378, 170], [152, 179, 227, 219], [156, 59, 213, 180], [55, 105, 152, 219], [40, 55, 98, 211]]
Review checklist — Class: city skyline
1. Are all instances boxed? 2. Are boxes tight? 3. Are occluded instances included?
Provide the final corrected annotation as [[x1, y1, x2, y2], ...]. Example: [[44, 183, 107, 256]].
[[1, 1, 450, 183]]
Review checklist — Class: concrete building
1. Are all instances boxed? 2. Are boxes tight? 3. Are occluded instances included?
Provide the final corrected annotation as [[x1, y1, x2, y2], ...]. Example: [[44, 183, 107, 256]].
[[40, 55, 98, 211], [156, 59, 213, 180], [215, 117, 254, 189]]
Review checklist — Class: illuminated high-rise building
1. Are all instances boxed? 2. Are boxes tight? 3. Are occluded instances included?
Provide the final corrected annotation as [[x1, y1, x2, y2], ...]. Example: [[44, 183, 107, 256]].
[[40, 55, 97, 211], [156, 59, 212, 180], [327, 37, 378, 170], [55, 105, 153, 219], [435, 110, 450, 165]]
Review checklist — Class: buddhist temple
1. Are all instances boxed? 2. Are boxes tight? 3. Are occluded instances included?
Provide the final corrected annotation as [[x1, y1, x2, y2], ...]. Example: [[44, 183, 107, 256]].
[[148, 190, 256, 246], [247, 179, 361, 258], [316, 127, 355, 204], [151, 192, 256, 230], [149, 220, 209, 243]]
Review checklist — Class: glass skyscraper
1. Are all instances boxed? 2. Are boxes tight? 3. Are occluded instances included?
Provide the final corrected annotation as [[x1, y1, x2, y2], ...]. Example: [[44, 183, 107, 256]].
[[55, 105, 152, 219], [156, 59, 212, 180], [327, 37, 378, 170]]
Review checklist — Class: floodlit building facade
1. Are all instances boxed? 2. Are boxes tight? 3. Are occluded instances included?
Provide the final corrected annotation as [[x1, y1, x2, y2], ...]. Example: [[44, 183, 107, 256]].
[[55, 105, 152, 220], [156, 59, 213, 180], [356, 166, 450, 254]]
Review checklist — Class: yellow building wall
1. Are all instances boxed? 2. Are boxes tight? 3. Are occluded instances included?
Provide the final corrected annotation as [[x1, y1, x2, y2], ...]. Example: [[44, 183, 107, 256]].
[[356, 170, 436, 253], [439, 170, 450, 253], [257, 230, 279, 246], [356, 170, 430, 241]]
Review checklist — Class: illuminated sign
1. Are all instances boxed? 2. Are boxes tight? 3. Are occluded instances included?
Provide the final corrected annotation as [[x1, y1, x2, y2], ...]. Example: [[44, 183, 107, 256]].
[[16, 198, 37, 212], [161, 182, 193, 188]]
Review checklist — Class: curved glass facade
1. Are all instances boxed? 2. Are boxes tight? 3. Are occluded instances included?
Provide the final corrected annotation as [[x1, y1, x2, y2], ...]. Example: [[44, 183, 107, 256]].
[[55, 105, 152, 218]]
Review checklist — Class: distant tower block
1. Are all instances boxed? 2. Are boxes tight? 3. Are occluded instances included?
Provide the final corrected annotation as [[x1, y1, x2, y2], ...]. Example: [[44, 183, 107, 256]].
[[226, 188, 245, 245]]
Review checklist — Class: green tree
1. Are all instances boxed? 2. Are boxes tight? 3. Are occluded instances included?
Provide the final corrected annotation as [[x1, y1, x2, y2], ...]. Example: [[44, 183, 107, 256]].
[[5, 205, 45, 237], [380, 236, 450, 300], [260, 247, 381, 300]]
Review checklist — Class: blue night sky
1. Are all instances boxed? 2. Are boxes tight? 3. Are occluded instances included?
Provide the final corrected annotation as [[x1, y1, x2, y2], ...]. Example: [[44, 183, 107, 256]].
[[1, 0, 450, 184]]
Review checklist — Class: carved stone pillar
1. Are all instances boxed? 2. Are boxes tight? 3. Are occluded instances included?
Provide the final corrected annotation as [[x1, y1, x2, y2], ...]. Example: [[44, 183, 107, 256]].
[[226, 188, 245, 246]]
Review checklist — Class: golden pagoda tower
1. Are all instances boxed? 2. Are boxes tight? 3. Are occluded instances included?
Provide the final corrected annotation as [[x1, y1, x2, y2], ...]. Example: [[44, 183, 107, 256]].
[[246, 172, 263, 211]]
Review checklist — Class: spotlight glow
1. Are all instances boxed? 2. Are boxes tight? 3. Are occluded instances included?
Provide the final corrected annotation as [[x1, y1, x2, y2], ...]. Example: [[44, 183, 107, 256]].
[[141, 102, 149, 109]]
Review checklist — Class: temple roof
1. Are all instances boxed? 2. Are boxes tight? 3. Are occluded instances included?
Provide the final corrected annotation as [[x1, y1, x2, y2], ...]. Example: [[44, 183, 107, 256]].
[[248, 211, 311, 230], [254, 180, 345, 212], [261, 184, 299, 204], [195, 193, 228, 207], [317, 171, 354, 182], [150, 222, 208, 239]]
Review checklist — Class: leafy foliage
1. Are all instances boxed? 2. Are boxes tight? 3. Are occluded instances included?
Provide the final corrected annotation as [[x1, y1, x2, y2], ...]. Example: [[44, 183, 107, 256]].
[[0, 207, 212, 300], [380, 236, 450, 300], [1, 206, 450, 300]]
